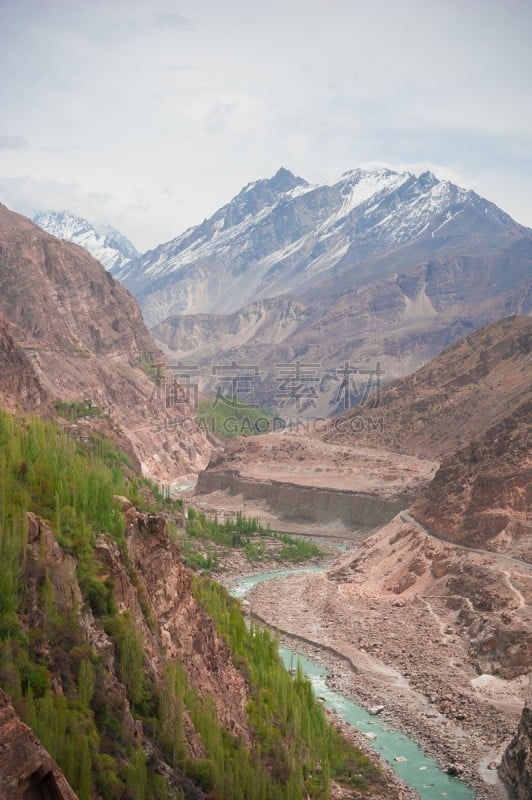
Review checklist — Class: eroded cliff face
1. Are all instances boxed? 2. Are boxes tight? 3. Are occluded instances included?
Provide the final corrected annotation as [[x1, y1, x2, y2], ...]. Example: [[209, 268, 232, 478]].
[[16, 502, 253, 797], [196, 468, 408, 529], [195, 432, 435, 532], [501, 701, 532, 800], [0, 688, 79, 800], [0, 203, 213, 483], [97, 499, 250, 742], [413, 400, 532, 562]]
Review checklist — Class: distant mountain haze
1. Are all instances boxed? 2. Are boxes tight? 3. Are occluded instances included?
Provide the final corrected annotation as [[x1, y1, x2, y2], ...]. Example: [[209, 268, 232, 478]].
[[112, 166, 528, 325], [138, 167, 531, 416], [33, 210, 139, 272]]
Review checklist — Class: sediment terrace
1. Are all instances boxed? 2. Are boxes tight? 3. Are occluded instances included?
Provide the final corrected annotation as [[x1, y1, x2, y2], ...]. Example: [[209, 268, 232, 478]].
[[196, 469, 410, 530], [193, 432, 437, 535]]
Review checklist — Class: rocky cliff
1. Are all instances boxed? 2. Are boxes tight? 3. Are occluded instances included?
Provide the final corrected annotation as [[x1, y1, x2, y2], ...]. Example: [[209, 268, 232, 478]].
[[0, 689, 79, 800], [0, 203, 212, 483], [413, 400, 531, 561], [323, 315, 532, 458], [24, 503, 252, 772], [97, 498, 251, 742], [0, 311, 48, 412], [501, 700, 532, 799], [2, 502, 251, 799]]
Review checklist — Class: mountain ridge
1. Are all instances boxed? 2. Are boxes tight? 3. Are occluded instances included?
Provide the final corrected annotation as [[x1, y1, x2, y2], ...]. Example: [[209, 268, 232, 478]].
[[114, 166, 528, 326], [33, 209, 139, 271], [0, 202, 212, 483]]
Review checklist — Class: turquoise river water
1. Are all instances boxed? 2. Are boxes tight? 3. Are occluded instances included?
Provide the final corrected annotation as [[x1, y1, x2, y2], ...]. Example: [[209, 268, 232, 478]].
[[230, 569, 475, 800]]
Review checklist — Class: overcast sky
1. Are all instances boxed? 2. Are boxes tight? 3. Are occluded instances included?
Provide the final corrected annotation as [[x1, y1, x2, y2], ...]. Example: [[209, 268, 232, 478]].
[[1, 0, 531, 251]]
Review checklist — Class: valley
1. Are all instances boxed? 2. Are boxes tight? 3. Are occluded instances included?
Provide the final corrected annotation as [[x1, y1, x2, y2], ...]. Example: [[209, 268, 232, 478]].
[[189, 314, 531, 800], [193, 434, 530, 799], [1, 197, 530, 800], [3, 5, 531, 798]]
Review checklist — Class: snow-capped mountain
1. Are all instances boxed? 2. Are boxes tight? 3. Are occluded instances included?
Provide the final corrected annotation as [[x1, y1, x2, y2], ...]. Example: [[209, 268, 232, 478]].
[[114, 166, 521, 326], [33, 210, 139, 272]]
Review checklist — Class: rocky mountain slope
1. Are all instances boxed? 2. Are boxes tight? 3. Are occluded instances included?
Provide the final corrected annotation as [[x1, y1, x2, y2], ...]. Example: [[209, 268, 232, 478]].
[[323, 315, 532, 458], [0, 689, 78, 800], [0, 203, 211, 483], [152, 296, 308, 362], [33, 210, 139, 272], [413, 399, 531, 561], [501, 700, 532, 799], [115, 166, 528, 325], [0, 311, 48, 412], [143, 168, 531, 414]]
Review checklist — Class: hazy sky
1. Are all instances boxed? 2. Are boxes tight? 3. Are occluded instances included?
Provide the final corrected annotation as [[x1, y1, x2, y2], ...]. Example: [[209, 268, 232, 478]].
[[1, 0, 531, 251]]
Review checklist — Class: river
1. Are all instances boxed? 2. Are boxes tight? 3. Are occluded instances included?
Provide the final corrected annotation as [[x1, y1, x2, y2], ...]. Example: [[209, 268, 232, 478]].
[[230, 569, 475, 800]]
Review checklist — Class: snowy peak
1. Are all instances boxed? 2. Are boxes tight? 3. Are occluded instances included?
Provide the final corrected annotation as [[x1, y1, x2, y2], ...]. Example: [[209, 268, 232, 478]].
[[217, 167, 308, 230], [239, 167, 308, 200], [32, 210, 139, 271], [114, 166, 525, 326]]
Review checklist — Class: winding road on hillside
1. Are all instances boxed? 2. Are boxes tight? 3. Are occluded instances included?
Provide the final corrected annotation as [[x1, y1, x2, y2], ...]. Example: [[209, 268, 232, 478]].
[[400, 510, 532, 573]]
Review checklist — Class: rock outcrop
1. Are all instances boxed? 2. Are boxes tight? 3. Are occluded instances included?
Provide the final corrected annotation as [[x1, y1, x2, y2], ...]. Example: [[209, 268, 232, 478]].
[[501, 700, 532, 799], [0, 689, 79, 800], [96, 499, 251, 742], [0, 203, 213, 482], [23, 502, 252, 762], [323, 315, 532, 459], [413, 399, 531, 561]]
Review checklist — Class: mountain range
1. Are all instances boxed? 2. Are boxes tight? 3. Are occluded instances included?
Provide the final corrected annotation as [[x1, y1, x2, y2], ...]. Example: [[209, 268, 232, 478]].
[[33, 210, 139, 272], [113, 166, 528, 325], [29, 167, 532, 418], [137, 168, 531, 416]]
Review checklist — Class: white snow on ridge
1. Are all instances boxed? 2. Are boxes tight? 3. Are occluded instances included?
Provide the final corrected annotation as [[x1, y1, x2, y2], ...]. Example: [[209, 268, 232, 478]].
[[33, 210, 139, 271], [138, 169, 415, 285], [53, 165, 514, 324]]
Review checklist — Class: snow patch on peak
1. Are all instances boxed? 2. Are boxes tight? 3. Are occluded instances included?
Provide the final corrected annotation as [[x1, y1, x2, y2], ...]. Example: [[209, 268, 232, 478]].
[[33, 210, 139, 271], [118, 165, 521, 323]]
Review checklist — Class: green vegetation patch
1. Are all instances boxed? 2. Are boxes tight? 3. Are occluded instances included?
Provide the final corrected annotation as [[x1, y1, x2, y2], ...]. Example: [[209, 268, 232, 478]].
[[184, 507, 321, 570], [193, 576, 381, 798], [54, 400, 106, 420], [197, 396, 284, 438], [0, 407, 376, 800]]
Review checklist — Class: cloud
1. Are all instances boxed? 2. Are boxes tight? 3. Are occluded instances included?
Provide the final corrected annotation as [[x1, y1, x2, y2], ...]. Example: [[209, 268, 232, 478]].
[[0, 0, 530, 248], [205, 101, 240, 133], [158, 63, 195, 72], [0, 175, 116, 225], [152, 12, 193, 29], [0, 135, 28, 150]]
